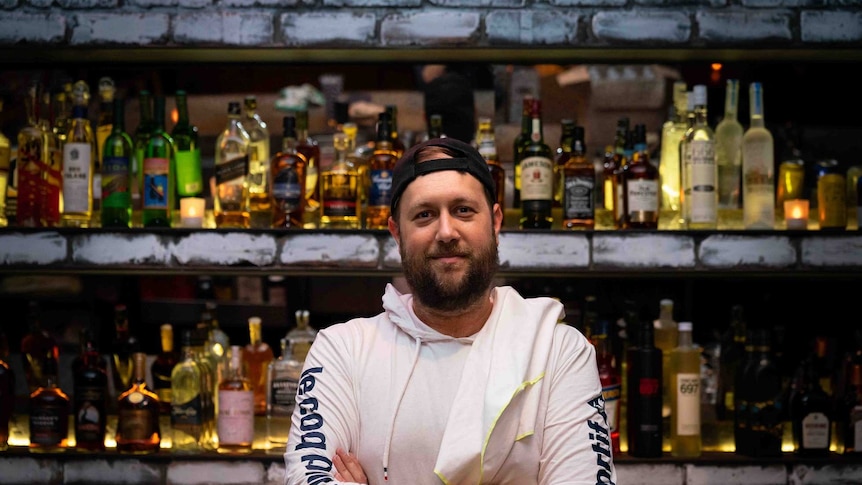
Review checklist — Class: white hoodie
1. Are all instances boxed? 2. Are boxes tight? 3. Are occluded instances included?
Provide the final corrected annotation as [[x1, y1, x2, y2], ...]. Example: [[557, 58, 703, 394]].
[[284, 284, 616, 485]]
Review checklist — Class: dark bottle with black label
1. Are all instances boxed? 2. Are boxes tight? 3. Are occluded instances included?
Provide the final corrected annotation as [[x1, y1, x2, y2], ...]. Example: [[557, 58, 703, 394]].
[[734, 328, 784, 457], [72, 327, 108, 451], [790, 357, 833, 456], [626, 316, 663, 457]]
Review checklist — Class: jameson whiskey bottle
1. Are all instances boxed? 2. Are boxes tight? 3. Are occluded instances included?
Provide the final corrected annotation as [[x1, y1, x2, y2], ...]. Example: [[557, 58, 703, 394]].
[[60, 80, 96, 227], [214, 101, 251, 228], [659, 81, 687, 213], [171, 329, 205, 452], [0, 99, 12, 227], [669, 321, 702, 458], [243, 96, 271, 228], [320, 131, 360, 228], [29, 358, 69, 453], [270, 115, 307, 228], [116, 352, 161, 454], [561, 125, 595, 230], [622, 123, 660, 229], [101, 98, 134, 228], [742, 82, 776, 229], [217, 345, 255, 454], [295, 109, 320, 228], [519, 98, 554, 229], [132, 90, 154, 209], [715, 79, 744, 210], [150, 323, 178, 415], [365, 111, 398, 229], [681, 85, 718, 229], [141, 96, 175, 228], [72, 327, 107, 452], [242, 317, 274, 416], [475, 116, 505, 208], [171, 90, 203, 201]]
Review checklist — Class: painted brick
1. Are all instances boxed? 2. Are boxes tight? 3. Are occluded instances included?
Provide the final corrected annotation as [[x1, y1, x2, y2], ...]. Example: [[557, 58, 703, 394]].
[[697, 10, 792, 42], [173, 12, 273, 45], [172, 232, 276, 266], [801, 10, 862, 42], [592, 10, 691, 43], [0, 231, 67, 265], [25, 0, 54, 7], [128, 0, 180, 7], [0, 456, 63, 485], [278, 233, 380, 266], [382, 236, 402, 268], [699, 235, 796, 268], [58, 0, 115, 8], [788, 463, 862, 484], [326, 0, 420, 6], [280, 12, 376, 46], [685, 463, 788, 485], [431, 0, 522, 7], [71, 13, 169, 45], [801, 235, 862, 267], [381, 10, 480, 46], [614, 463, 684, 485], [166, 461, 265, 485], [72, 233, 171, 265], [0, 13, 65, 43], [499, 232, 590, 269], [221, 0, 285, 8], [593, 234, 695, 268], [485, 10, 580, 45], [264, 462, 287, 485], [63, 459, 163, 485], [552, 0, 624, 7]]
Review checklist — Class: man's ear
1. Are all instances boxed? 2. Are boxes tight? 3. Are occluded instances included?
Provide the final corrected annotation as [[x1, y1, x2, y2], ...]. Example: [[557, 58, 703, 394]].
[[388, 216, 401, 247]]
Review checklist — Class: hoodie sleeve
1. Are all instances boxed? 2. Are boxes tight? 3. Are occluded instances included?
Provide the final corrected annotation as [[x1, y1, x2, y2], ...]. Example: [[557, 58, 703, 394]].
[[283, 323, 365, 485], [539, 325, 617, 485]]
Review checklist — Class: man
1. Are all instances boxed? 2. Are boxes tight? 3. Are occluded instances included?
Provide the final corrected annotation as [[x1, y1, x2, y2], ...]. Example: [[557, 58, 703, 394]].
[[284, 137, 616, 485]]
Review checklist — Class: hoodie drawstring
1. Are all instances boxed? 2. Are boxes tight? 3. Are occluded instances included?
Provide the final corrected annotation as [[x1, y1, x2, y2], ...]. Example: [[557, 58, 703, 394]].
[[382, 335, 423, 481]]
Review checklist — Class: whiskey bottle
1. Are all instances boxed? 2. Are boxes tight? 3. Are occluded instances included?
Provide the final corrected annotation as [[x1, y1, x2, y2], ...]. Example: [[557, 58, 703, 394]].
[[519, 98, 553, 229], [214, 101, 251, 228], [734, 328, 783, 457], [0, 99, 12, 227], [742, 82, 776, 229], [243, 316, 274, 416], [60, 80, 96, 228], [790, 358, 833, 456], [141, 96, 175, 228], [365, 111, 398, 230], [659, 81, 687, 213], [242, 95, 271, 228], [28, 358, 69, 453], [94, 77, 116, 216], [172, 90, 204, 201], [593, 320, 621, 454], [602, 118, 629, 229], [270, 115, 307, 228], [320, 131, 360, 228], [475, 116, 505, 208], [20, 300, 59, 393], [512, 95, 534, 208], [296, 109, 321, 229], [681, 85, 718, 229], [100, 97, 134, 228], [715, 79, 744, 210], [109, 303, 140, 403], [40, 85, 62, 227], [72, 327, 108, 452], [132, 90, 154, 209], [171, 329, 205, 452], [116, 352, 160, 454], [385, 104, 406, 158], [151, 323, 178, 415], [669, 321, 702, 458], [561, 124, 595, 229], [626, 317, 663, 458], [0, 330, 15, 450], [217, 345, 255, 454], [622, 123, 660, 229]]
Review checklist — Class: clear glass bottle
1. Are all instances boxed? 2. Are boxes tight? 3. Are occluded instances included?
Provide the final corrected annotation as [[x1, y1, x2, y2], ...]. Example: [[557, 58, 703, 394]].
[[742, 82, 776, 229], [475, 116, 505, 208], [0, 98, 11, 227], [192, 327, 217, 450], [60, 80, 96, 227], [622, 123, 660, 229], [295, 109, 321, 229], [320, 131, 360, 228], [669, 321, 702, 458], [242, 95, 271, 228], [243, 316, 274, 416], [217, 345, 254, 454], [681, 84, 718, 229], [365, 111, 398, 229], [141, 96, 175, 228], [150, 323, 178, 415], [561, 124, 595, 230], [659, 81, 687, 214], [116, 352, 161, 454], [653, 298, 678, 432], [214, 101, 251, 228], [28, 357, 69, 453], [16, 82, 49, 227], [170, 328, 204, 452], [72, 327, 108, 452], [172, 90, 203, 200], [270, 115, 307, 228], [519, 97, 554, 229], [715, 79, 744, 210], [100, 97, 134, 228]]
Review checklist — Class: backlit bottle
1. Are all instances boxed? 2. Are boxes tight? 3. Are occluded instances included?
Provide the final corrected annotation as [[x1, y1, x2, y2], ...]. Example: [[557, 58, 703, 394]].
[[296, 109, 321, 229], [320, 131, 360, 228], [243, 316, 274, 416], [28, 357, 69, 453], [270, 115, 307, 228], [72, 327, 108, 452], [171, 329, 205, 452], [243, 95, 271, 228], [100, 97, 134, 228], [659, 81, 687, 213], [742, 82, 775, 229], [519, 98, 553, 229], [93, 77, 116, 217], [217, 345, 254, 454], [0, 99, 11, 227], [151, 323, 178, 415], [132, 90, 154, 209], [214, 101, 251, 228], [116, 352, 160, 453], [653, 298, 678, 428], [365, 112, 398, 229], [669, 321, 702, 457], [790, 358, 832, 456], [172, 90, 203, 201], [622, 123, 659, 229], [475, 116, 505, 209], [715, 79, 744, 210], [681, 85, 718, 229], [60, 80, 96, 227], [141, 96, 175, 228], [561, 124, 595, 229]]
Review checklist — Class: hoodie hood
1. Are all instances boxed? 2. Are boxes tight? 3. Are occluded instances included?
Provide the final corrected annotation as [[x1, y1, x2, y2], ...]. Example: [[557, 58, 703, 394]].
[[381, 283, 477, 343]]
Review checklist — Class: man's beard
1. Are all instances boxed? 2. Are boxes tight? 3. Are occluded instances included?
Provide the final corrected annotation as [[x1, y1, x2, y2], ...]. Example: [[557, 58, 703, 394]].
[[400, 237, 499, 312]]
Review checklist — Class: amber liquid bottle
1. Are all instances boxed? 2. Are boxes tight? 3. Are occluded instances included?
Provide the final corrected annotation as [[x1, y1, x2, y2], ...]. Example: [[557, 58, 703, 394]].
[[561, 125, 595, 229], [295, 109, 321, 229], [242, 317, 274, 416], [217, 345, 255, 454], [622, 123, 660, 229], [790, 358, 833, 456], [29, 358, 69, 452], [269, 115, 307, 228], [475, 116, 505, 208], [519, 98, 553, 229], [116, 352, 160, 453], [365, 112, 399, 229], [150, 323, 178, 415], [72, 327, 108, 452]]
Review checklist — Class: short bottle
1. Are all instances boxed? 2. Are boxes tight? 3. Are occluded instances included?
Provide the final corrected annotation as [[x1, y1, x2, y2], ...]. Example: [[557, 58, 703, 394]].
[[320, 131, 360, 228], [214, 101, 251, 229], [72, 327, 108, 452], [561, 124, 595, 229], [100, 97, 134, 228], [218, 345, 255, 454], [243, 316, 274, 416], [816, 159, 846, 231], [270, 115, 307, 228], [29, 357, 69, 453], [116, 352, 161, 453], [669, 321, 702, 457]]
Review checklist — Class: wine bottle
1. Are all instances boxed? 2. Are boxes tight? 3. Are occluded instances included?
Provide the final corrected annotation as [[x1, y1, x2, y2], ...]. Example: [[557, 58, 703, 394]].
[[172, 90, 204, 201], [141, 96, 175, 228], [100, 97, 134, 228], [669, 321, 702, 457]]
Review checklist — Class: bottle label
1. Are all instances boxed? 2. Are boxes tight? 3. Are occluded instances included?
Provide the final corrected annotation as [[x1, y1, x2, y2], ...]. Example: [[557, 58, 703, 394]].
[[102, 155, 131, 208], [626, 179, 659, 213], [818, 173, 846, 228], [142, 157, 170, 210], [269, 376, 299, 415], [175, 149, 203, 196], [563, 174, 594, 219], [215, 154, 249, 186], [172, 395, 203, 426], [74, 384, 107, 444], [29, 403, 68, 445], [118, 408, 156, 441], [273, 166, 303, 207], [368, 169, 393, 207], [801, 411, 830, 449], [675, 372, 701, 436], [217, 389, 255, 445], [62, 142, 92, 214], [520, 156, 553, 201], [685, 139, 717, 224]]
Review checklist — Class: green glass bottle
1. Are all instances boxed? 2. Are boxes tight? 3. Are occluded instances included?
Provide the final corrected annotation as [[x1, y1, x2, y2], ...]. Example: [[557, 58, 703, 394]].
[[172, 90, 203, 199], [141, 96, 175, 227], [101, 98, 134, 228]]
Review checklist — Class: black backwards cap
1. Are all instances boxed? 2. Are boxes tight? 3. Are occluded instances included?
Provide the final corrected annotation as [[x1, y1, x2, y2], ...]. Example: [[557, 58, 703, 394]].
[[390, 137, 497, 213]]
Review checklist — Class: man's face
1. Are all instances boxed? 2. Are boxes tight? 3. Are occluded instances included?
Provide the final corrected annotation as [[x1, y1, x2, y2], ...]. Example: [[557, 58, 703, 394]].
[[389, 168, 503, 312]]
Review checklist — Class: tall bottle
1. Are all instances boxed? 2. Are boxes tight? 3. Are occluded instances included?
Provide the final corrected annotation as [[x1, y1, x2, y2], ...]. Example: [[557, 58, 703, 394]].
[[742, 82, 776, 229], [561, 124, 595, 230], [622, 123, 660, 229], [653, 298, 678, 430], [320, 131, 360, 228], [171, 90, 204, 203], [132, 90, 154, 209], [603, 117, 629, 229], [243, 316, 274, 416], [100, 97, 134, 228], [20, 300, 59, 393], [554, 118, 576, 210], [838, 361, 862, 453], [365, 112, 398, 230], [16, 81, 49, 227], [72, 327, 107, 452], [40, 85, 62, 227], [734, 328, 784, 457], [519, 98, 554, 229], [659, 81, 687, 214], [475, 116, 506, 208], [217, 345, 255, 454], [60, 80, 96, 227], [28, 357, 69, 453], [593, 320, 621, 454], [385, 104, 406, 158], [214, 101, 251, 228], [270, 115, 307, 228], [192, 327, 217, 450], [0, 99, 12, 227], [296, 109, 321, 229], [243, 95, 271, 228], [141, 96, 175, 228], [681, 84, 718, 229], [790, 358, 833, 456], [716, 305, 747, 425], [109, 303, 140, 403], [669, 321, 702, 457], [512, 95, 534, 208], [715, 79, 744, 210], [116, 352, 160, 454], [170, 328, 205, 452], [626, 317, 663, 458], [150, 323, 178, 415], [94, 77, 116, 216], [0, 330, 13, 450]]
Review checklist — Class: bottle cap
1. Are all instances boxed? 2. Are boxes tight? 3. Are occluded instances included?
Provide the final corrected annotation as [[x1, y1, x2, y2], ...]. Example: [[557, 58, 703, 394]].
[[692, 85, 707, 105], [679, 321, 693, 331]]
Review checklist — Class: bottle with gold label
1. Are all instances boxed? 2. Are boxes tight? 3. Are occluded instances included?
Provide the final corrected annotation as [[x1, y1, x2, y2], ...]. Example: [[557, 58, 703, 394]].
[[366, 111, 398, 230], [519, 98, 553, 230], [60, 80, 96, 227], [242, 96, 271, 228], [320, 131, 361, 228], [116, 352, 161, 454], [816, 159, 846, 231]]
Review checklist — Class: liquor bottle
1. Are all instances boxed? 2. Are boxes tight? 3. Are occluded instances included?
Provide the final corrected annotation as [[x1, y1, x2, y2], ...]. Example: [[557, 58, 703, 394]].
[[214, 101, 251, 228], [659, 81, 687, 213], [0, 98, 11, 227], [141, 96, 175, 227], [110, 303, 140, 403], [475, 116, 505, 208], [171, 328, 205, 452], [626, 317, 663, 458], [816, 159, 846, 231], [715, 79, 744, 210], [365, 111, 398, 229], [202, 300, 230, 368], [28, 357, 69, 453], [716, 305, 747, 423], [652, 298, 678, 429], [191, 326, 217, 450], [51, 82, 73, 149], [217, 345, 255, 454], [40, 84, 62, 227], [622, 123, 660, 229], [593, 320, 621, 454], [741, 82, 776, 229], [100, 97, 134, 228], [16, 81, 48, 227], [561, 124, 595, 229], [681, 84, 718, 229], [320, 131, 360, 228], [427, 113, 446, 140], [777, 158, 805, 215], [72, 327, 108, 452], [513, 95, 534, 208], [270, 115, 307, 228], [20, 300, 59, 393], [551, 119, 574, 212], [94, 77, 116, 216], [132, 90, 154, 209], [734, 328, 783, 457], [0, 330, 15, 450], [242, 95, 271, 228], [838, 361, 862, 453], [790, 358, 833, 456], [116, 352, 161, 453], [602, 118, 629, 229], [60, 80, 96, 227], [243, 316, 274, 416], [386, 104, 406, 158], [519, 98, 554, 229], [171, 90, 204, 201], [669, 321, 702, 457], [267, 309, 317, 447], [342, 122, 370, 220], [151, 323, 178, 415], [295, 109, 321, 229]]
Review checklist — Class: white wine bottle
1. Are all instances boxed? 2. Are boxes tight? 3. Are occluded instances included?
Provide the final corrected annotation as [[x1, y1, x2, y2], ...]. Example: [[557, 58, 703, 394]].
[[670, 321, 702, 458], [681, 85, 718, 229], [659, 81, 688, 214], [741, 82, 775, 229]]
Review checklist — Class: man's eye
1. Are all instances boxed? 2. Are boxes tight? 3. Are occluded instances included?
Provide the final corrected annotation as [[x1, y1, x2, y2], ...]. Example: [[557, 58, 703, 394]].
[[416, 210, 432, 219]]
